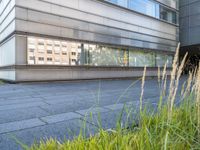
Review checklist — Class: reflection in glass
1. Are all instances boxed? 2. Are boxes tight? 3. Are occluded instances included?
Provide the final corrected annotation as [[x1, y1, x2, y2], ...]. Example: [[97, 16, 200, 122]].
[[27, 37, 173, 68], [129, 50, 155, 67], [106, 0, 177, 24], [84, 45, 128, 66], [160, 6, 177, 24], [128, 0, 159, 17], [156, 54, 173, 67]]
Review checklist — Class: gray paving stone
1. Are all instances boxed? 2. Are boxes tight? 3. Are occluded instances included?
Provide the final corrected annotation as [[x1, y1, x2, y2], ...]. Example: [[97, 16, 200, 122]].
[[0, 102, 48, 111], [43, 95, 80, 105], [41, 112, 82, 124], [127, 101, 140, 106], [82, 109, 138, 130], [0, 92, 36, 99], [0, 98, 5, 101], [0, 77, 187, 149], [4, 96, 34, 101], [40, 100, 95, 115], [103, 103, 125, 111], [0, 118, 46, 134], [0, 119, 97, 150], [0, 107, 50, 124], [43, 94, 132, 109], [76, 107, 110, 116], [0, 97, 44, 106]]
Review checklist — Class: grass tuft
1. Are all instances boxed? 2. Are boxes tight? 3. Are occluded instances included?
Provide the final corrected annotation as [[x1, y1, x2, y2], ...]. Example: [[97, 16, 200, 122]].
[[25, 45, 200, 150], [0, 80, 4, 85]]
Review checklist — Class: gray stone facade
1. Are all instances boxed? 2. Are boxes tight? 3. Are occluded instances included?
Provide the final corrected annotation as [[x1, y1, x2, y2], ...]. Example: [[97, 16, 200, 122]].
[[180, 0, 200, 46], [0, 0, 179, 82]]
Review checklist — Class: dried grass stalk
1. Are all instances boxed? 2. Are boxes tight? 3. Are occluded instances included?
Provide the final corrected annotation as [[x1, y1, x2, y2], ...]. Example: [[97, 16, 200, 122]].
[[140, 66, 146, 113], [162, 63, 167, 97], [195, 63, 200, 135], [182, 71, 193, 99], [168, 43, 180, 119], [158, 66, 161, 88], [167, 43, 188, 121], [170, 52, 188, 111]]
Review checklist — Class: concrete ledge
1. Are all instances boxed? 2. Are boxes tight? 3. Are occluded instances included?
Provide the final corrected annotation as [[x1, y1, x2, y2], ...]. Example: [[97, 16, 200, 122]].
[[0, 65, 172, 70], [0, 65, 172, 82]]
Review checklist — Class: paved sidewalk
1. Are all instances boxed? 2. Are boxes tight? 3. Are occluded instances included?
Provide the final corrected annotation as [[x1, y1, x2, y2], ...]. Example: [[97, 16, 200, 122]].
[[0, 78, 185, 150]]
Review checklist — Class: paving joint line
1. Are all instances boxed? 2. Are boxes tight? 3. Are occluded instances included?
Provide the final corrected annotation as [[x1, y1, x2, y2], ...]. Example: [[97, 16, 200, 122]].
[[38, 118, 48, 124], [0, 100, 45, 107], [34, 96, 52, 105], [79, 117, 100, 129], [39, 117, 83, 126], [101, 106, 115, 111], [41, 100, 51, 106], [38, 106, 52, 115], [0, 124, 48, 135], [0, 105, 47, 112]]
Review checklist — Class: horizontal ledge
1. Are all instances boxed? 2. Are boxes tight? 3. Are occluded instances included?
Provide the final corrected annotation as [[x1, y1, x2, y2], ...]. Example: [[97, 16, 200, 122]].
[[0, 65, 172, 71]]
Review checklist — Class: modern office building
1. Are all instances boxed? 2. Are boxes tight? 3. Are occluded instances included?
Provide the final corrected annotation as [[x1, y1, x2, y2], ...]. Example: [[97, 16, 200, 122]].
[[180, 0, 200, 68], [0, 0, 179, 82]]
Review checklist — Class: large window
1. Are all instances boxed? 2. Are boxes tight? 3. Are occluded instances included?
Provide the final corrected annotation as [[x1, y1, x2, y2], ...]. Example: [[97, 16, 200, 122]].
[[106, 0, 178, 24], [27, 37, 82, 65], [160, 6, 177, 24], [129, 51, 155, 67], [156, 53, 173, 67], [84, 45, 128, 66], [27, 37, 173, 67], [128, 0, 159, 18]]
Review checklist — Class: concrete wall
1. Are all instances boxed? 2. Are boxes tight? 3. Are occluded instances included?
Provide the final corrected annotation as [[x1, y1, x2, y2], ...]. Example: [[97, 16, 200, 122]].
[[0, 0, 16, 80], [14, 0, 178, 52], [15, 35, 27, 65], [157, 0, 179, 9], [15, 66, 171, 82], [0, 0, 178, 82], [180, 0, 200, 46], [0, 69, 15, 81], [0, 36, 15, 66], [0, 0, 16, 42], [0, 36, 16, 81], [0, 34, 25, 81]]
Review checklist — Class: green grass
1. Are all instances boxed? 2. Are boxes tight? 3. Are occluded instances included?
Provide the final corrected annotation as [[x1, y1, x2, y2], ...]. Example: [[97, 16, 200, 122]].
[[28, 79, 200, 149], [0, 80, 4, 84], [25, 45, 200, 150], [28, 95, 199, 150]]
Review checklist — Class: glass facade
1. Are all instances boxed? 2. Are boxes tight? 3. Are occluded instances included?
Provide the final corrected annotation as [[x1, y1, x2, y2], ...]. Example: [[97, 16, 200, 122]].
[[106, 0, 178, 24], [27, 37, 173, 67], [129, 51, 155, 67], [160, 6, 177, 24]]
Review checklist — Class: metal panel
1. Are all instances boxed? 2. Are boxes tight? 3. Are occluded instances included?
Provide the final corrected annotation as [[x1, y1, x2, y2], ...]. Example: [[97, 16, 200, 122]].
[[189, 27, 200, 45], [0, 0, 15, 23], [0, 20, 15, 42], [0, 8, 15, 34], [156, 0, 178, 10], [0, 36, 15, 66], [0, 0, 15, 41], [15, 19, 176, 51], [15, 0, 178, 34], [190, 15, 200, 27], [0, 0, 15, 15], [14, 0, 179, 52], [180, 0, 200, 46]]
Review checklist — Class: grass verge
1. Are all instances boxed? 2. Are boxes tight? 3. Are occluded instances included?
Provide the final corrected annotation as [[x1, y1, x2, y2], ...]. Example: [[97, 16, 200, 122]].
[[0, 80, 4, 85], [26, 44, 200, 150], [29, 100, 198, 150]]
